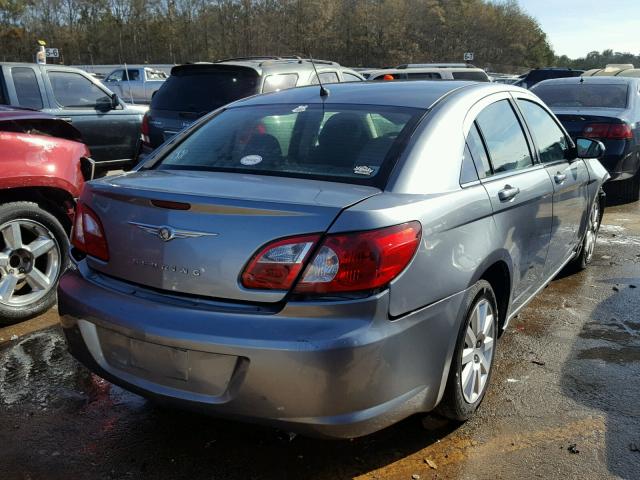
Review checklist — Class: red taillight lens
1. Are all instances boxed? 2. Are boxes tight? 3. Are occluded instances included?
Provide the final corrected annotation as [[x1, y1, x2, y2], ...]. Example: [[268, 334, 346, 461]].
[[140, 113, 151, 145], [71, 202, 109, 261], [295, 221, 422, 294], [583, 122, 633, 140], [241, 234, 320, 290], [382, 74, 395, 81]]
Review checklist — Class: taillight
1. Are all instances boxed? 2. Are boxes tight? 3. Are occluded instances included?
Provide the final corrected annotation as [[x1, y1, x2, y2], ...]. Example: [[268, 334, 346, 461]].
[[241, 234, 320, 290], [295, 222, 422, 294], [140, 113, 151, 145], [583, 122, 633, 140], [71, 202, 109, 261]]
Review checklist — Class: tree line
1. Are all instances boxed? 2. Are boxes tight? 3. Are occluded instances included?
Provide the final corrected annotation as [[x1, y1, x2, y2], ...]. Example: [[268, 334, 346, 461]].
[[0, 0, 554, 71], [556, 49, 640, 72]]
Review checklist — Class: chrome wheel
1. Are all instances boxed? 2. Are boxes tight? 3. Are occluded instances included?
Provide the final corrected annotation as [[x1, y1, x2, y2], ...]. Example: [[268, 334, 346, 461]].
[[0, 219, 61, 307], [461, 298, 495, 404], [583, 201, 600, 264]]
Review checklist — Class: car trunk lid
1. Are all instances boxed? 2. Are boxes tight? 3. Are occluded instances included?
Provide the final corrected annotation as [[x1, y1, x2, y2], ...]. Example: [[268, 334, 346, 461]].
[[82, 170, 380, 303], [553, 107, 629, 138]]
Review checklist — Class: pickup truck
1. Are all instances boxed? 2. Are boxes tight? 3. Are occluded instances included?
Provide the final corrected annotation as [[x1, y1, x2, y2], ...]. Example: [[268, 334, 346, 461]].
[[103, 67, 167, 104], [0, 62, 145, 173]]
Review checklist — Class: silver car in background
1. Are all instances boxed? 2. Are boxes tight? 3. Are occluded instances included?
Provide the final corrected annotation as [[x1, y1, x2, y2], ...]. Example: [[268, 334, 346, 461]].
[[58, 81, 608, 438], [103, 67, 167, 104]]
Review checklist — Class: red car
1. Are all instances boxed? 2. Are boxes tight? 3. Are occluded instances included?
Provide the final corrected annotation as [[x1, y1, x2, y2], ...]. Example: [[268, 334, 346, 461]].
[[0, 106, 91, 322]]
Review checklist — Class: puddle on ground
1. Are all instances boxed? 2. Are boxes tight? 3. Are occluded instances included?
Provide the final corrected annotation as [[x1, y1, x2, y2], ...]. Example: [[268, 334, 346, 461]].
[[0, 327, 143, 409]]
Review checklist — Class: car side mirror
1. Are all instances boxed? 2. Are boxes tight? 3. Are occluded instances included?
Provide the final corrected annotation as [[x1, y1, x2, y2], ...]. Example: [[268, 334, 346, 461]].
[[571, 137, 605, 159], [110, 93, 120, 109]]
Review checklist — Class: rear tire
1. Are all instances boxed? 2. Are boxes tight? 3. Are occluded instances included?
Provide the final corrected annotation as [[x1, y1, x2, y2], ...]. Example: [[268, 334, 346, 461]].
[[567, 197, 602, 273], [0, 202, 69, 324], [437, 280, 498, 421]]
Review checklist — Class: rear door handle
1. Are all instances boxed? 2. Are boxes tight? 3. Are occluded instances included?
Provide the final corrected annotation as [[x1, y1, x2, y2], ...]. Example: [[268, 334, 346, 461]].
[[498, 185, 520, 202], [554, 172, 567, 184]]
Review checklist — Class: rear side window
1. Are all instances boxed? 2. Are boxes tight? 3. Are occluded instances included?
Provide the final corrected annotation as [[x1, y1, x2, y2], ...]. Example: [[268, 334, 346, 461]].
[[466, 124, 492, 178], [312, 72, 340, 84], [156, 104, 422, 186], [151, 68, 259, 112], [12, 67, 43, 110], [49, 71, 111, 108], [476, 100, 532, 173], [342, 72, 363, 82], [517, 100, 568, 163], [452, 71, 488, 82], [262, 74, 298, 93], [406, 72, 441, 80], [460, 145, 479, 184], [533, 83, 629, 108]]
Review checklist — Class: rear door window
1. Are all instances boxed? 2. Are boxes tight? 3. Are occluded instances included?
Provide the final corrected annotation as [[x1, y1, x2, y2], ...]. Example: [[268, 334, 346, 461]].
[[12, 67, 43, 110], [476, 100, 533, 173], [262, 74, 298, 93], [517, 100, 569, 163], [151, 68, 259, 112], [49, 71, 111, 108]]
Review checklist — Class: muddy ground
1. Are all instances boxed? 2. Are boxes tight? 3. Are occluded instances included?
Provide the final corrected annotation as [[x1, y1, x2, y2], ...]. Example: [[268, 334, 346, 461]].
[[1, 200, 639, 480]]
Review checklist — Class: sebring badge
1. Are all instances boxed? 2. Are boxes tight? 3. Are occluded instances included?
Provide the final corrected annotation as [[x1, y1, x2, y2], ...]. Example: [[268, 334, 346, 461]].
[[128, 222, 218, 242]]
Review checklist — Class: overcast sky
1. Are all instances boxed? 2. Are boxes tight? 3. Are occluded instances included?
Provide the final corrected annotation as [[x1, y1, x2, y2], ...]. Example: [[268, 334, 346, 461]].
[[516, 0, 640, 58]]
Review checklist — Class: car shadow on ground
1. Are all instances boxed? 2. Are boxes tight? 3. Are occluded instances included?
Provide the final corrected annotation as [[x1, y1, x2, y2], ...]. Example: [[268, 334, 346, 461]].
[[559, 273, 640, 479]]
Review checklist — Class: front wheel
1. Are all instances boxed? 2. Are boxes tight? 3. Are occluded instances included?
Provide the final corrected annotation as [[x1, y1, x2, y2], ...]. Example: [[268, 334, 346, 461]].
[[0, 202, 69, 324], [437, 280, 498, 421]]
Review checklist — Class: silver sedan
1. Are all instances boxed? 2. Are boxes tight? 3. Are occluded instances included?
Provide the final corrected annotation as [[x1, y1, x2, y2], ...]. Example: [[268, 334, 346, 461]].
[[58, 80, 608, 438]]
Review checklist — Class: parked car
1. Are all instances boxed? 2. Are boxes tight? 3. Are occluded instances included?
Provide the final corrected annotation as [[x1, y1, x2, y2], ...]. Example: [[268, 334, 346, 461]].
[[0, 106, 91, 322], [103, 67, 168, 104], [0, 62, 146, 173], [59, 81, 608, 438], [532, 76, 640, 201], [365, 67, 490, 82], [138, 56, 364, 157], [514, 67, 583, 89]]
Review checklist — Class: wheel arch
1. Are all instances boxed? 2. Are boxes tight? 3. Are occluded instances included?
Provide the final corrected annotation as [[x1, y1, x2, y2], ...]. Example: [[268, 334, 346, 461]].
[[0, 187, 76, 232], [469, 253, 512, 334]]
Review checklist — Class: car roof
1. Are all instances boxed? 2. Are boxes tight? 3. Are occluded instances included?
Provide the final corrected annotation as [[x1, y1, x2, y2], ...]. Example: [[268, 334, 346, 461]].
[[230, 80, 487, 109], [172, 58, 348, 76], [533, 76, 640, 87]]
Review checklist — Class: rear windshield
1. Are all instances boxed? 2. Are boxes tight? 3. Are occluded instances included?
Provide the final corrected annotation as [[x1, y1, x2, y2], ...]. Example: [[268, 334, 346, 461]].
[[451, 71, 488, 81], [151, 68, 259, 112], [154, 104, 422, 186], [534, 83, 629, 108]]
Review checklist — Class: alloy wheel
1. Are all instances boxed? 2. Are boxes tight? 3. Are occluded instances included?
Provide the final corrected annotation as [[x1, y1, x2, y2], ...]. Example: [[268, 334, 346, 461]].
[[583, 201, 600, 264], [461, 298, 496, 404], [0, 219, 61, 307]]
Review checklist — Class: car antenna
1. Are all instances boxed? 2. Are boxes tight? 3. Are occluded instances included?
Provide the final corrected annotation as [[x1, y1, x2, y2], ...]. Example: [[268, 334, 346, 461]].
[[308, 53, 329, 98]]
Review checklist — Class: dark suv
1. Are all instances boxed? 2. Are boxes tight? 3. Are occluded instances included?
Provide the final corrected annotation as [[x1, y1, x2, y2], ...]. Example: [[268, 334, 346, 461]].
[[138, 57, 363, 157], [514, 68, 584, 89]]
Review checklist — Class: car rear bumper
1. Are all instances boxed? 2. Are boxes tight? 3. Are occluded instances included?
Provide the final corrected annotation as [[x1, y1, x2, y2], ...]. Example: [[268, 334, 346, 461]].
[[598, 151, 639, 182], [58, 264, 467, 438]]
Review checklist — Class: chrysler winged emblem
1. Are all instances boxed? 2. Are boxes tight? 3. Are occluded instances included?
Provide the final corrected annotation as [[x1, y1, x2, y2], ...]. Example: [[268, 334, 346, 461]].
[[129, 222, 218, 242]]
